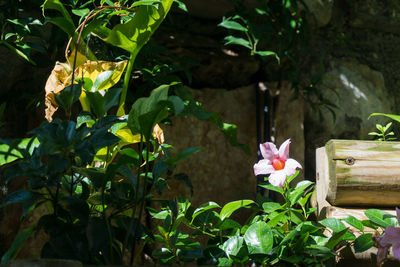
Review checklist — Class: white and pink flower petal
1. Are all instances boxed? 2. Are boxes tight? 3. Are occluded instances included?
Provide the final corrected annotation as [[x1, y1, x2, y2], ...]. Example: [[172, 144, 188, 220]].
[[260, 142, 278, 160], [268, 170, 287, 189], [283, 158, 302, 176], [286, 158, 302, 169], [253, 159, 274, 176], [278, 139, 291, 161]]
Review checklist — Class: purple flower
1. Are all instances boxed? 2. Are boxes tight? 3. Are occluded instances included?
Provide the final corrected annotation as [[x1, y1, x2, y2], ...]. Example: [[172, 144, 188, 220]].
[[253, 139, 302, 188], [373, 208, 400, 266]]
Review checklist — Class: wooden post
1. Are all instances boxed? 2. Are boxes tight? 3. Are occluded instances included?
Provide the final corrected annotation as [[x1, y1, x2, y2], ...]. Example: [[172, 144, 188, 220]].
[[317, 140, 400, 207], [315, 140, 400, 263]]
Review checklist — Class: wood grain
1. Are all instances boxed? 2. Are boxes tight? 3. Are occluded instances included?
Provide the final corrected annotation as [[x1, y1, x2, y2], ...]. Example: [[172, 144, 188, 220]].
[[319, 140, 400, 207]]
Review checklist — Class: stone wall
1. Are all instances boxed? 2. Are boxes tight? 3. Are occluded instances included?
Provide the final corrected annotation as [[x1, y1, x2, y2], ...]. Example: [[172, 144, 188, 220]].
[[1, 0, 400, 260]]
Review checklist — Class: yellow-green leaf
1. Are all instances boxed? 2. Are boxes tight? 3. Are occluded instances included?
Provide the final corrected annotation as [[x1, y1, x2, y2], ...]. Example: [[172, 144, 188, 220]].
[[92, 0, 173, 53]]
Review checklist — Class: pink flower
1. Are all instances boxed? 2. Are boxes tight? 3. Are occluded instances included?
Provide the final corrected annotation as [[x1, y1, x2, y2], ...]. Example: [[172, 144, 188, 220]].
[[373, 208, 400, 266], [253, 139, 302, 188]]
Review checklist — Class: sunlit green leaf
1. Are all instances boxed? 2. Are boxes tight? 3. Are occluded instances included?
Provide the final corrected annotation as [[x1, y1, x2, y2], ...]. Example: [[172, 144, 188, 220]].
[[343, 216, 364, 232], [93, 0, 173, 53], [369, 113, 400, 123], [219, 18, 248, 32], [244, 221, 273, 254], [223, 35, 252, 49], [220, 200, 254, 221]]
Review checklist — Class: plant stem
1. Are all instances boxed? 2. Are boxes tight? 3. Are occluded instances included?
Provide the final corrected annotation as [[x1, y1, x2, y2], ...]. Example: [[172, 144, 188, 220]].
[[130, 140, 150, 265], [120, 134, 143, 264], [102, 183, 113, 264], [118, 51, 137, 116], [54, 178, 61, 216], [284, 181, 292, 231]]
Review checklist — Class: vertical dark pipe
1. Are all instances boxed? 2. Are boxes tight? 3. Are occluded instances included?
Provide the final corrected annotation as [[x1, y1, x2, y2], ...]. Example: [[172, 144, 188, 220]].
[[263, 88, 275, 200], [263, 91, 271, 143], [256, 83, 274, 199], [255, 85, 263, 194]]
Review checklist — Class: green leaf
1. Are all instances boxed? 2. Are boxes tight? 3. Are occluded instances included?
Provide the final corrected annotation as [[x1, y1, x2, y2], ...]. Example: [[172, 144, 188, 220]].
[[319, 218, 346, 232], [383, 122, 392, 131], [152, 247, 174, 260], [192, 202, 220, 221], [219, 18, 248, 32], [222, 236, 246, 258], [220, 200, 254, 221], [152, 210, 170, 220], [298, 191, 313, 208], [343, 216, 364, 232], [71, 8, 90, 17], [104, 88, 122, 113], [128, 84, 169, 138], [223, 35, 252, 49], [1, 227, 34, 264], [266, 210, 287, 227], [218, 257, 233, 266], [217, 219, 242, 230], [76, 112, 95, 128], [46, 17, 75, 37], [361, 220, 378, 230], [42, 0, 75, 36], [168, 95, 184, 114], [364, 209, 391, 228], [176, 242, 203, 261], [131, 0, 162, 7], [0, 41, 36, 65], [85, 91, 105, 118], [368, 132, 381, 136], [173, 0, 188, 12], [166, 147, 201, 166], [76, 168, 107, 189], [117, 165, 138, 187], [289, 180, 313, 205], [369, 113, 400, 123], [243, 221, 273, 255], [93, 0, 173, 53], [319, 218, 355, 241], [253, 50, 277, 58], [258, 182, 284, 195], [152, 160, 169, 180], [262, 202, 282, 213], [0, 137, 39, 165], [154, 177, 167, 195], [354, 233, 374, 253], [325, 228, 349, 250], [42, 0, 74, 25], [54, 84, 81, 111]]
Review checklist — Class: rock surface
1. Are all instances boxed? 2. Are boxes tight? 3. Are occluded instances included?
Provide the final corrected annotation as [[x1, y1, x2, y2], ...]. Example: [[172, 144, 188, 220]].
[[304, 59, 395, 178], [303, 0, 334, 27]]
